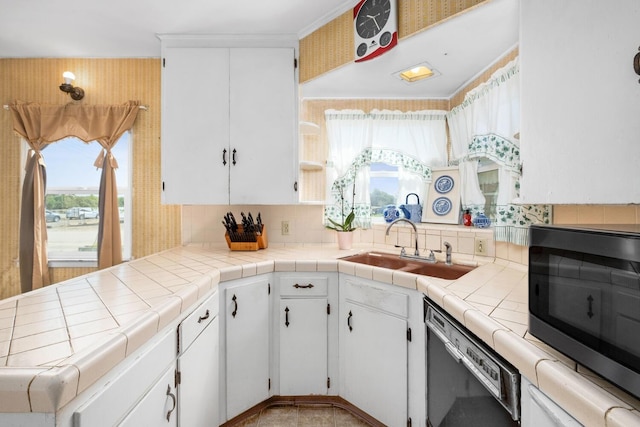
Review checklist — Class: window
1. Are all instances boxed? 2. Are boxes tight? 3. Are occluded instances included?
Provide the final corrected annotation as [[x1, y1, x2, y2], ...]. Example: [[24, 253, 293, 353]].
[[369, 162, 399, 220], [40, 133, 131, 264], [477, 158, 499, 221]]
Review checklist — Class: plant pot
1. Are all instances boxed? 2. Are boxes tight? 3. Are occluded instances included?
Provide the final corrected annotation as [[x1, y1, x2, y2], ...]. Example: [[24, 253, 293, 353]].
[[336, 231, 354, 250]]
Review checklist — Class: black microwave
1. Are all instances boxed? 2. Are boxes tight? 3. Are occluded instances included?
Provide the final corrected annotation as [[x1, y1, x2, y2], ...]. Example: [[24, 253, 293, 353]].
[[529, 224, 640, 398]]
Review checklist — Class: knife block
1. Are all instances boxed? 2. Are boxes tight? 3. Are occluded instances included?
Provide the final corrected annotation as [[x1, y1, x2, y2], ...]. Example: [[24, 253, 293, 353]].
[[225, 225, 268, 251]]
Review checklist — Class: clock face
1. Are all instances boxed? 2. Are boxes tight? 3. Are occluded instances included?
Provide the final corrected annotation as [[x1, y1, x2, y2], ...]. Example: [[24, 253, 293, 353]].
[[353, 0, 397, 62], [355, 0, 391, 39]]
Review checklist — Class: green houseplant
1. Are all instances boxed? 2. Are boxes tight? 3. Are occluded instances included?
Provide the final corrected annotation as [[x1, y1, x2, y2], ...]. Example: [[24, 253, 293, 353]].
[[326, 180, 356, 249]]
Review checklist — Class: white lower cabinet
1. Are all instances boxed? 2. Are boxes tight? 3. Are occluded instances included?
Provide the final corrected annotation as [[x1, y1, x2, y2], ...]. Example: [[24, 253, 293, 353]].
[[521, 377, 581, 427], [71, 327, 178, 427], [274, 273, 338, 396], [177, 291, 219, 427], [222, 276, 271, 421], [339, 275, 425, 427], [119, 364, 178, 426], [343, 300, 407, 426], [279, 298, 328, 395]]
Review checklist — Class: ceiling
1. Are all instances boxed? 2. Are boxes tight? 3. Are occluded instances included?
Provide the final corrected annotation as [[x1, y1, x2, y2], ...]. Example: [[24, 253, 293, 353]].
[[0, 0, 519, 99], [302, 0, 519, 99], [0, 0, 357, 57]]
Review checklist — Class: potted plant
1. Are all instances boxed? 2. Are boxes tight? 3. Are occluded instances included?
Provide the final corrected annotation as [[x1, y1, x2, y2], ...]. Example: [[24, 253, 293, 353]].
[[326, 180, 357, 249]]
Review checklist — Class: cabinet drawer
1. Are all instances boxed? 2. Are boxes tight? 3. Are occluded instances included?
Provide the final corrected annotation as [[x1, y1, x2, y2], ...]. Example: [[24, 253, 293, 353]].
[[279, 277, 328, 297], [179, 290, 218, 353], [344, 278, 408, 318]]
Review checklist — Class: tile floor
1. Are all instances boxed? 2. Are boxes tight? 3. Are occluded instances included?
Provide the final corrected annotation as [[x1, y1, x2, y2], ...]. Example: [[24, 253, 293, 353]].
[[228, 404, 372, 427]]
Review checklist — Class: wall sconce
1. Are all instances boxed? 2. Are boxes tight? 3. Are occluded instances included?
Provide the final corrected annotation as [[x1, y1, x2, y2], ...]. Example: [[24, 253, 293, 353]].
[[59, 71, 85, 100]]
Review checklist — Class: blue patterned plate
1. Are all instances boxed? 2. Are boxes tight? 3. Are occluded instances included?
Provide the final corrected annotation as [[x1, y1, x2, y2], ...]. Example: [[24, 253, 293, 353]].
[[434, 175, 454, 194], [432, 197, 452, 216]]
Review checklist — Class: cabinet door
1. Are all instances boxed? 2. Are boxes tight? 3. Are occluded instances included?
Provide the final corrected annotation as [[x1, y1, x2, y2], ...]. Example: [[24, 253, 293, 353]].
[[229, 48, 297, 204], [342, 301, 408, 427], [118, 364, 178, 427], [178, 316, 219, 427], [225, 278, 270, 420], [520, 1, 640, 204], [279, 298, 328, 395], [161, 47, 230, 204], [520, 377, 581, 427]]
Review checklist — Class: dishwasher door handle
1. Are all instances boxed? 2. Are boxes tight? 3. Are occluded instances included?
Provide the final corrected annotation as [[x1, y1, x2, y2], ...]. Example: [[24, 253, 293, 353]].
[[444, 341, 464, 363]]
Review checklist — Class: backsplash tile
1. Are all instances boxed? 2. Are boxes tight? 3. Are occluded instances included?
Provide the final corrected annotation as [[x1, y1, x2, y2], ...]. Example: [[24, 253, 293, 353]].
[[182, 204, 498, 262]]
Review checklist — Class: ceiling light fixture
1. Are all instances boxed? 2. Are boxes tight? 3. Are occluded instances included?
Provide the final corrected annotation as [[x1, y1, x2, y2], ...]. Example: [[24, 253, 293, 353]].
[[394, 62, 440, 84], [59, 71, 85, 100]]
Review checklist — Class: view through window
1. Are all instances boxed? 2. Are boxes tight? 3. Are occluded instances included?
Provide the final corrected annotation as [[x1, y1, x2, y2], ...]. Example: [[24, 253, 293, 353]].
[[42, 133, 131, 262], [369, 162, 398, 220]]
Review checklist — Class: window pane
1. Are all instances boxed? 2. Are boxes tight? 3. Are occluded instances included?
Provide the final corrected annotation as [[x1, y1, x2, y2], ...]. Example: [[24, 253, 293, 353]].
[[370, 162, 398, 218], [43, 134, 130, 261]]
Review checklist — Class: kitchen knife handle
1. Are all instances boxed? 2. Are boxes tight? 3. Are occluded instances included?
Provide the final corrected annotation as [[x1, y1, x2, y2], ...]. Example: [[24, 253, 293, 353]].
[[232, 148, 237, 165], [222, 148, 227, 166]]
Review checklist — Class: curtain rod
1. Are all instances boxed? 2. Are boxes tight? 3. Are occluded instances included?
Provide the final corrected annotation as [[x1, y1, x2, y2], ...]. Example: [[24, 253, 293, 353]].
[[3, 104, 149, 110]]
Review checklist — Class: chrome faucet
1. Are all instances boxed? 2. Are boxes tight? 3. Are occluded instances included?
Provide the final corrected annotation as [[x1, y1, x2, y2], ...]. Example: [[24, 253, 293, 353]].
[[385, 218, 419, 257], [443, 241, 452, 265]]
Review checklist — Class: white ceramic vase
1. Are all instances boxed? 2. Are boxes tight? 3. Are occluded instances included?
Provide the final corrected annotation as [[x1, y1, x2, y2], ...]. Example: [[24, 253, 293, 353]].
[[336, 231, 354, 250]]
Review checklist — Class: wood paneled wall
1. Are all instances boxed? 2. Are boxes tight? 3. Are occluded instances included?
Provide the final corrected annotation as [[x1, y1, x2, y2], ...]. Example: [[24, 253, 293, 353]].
[[299, 0, 488, 83], [0, 59, 181, 299]]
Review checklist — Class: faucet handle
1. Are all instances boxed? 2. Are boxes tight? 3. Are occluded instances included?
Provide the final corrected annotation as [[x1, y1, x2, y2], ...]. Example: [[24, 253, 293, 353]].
[[394, 245, 407, 256]]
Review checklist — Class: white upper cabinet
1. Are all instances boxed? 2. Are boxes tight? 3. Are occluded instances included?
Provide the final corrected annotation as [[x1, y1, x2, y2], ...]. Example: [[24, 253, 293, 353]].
[[161, 47, 230, 204], [520, 0, 640, 204], [161, 38, 299, 205]]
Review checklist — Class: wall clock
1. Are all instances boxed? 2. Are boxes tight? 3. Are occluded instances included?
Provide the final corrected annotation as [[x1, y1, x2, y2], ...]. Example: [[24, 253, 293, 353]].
[[353, 0, 398, 62]]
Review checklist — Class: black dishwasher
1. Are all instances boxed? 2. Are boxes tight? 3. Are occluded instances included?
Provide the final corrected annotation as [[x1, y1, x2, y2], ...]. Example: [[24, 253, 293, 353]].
[[424, 296, 520, 427]]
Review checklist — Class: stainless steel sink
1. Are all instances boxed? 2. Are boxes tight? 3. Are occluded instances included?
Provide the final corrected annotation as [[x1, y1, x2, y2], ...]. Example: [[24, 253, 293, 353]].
[[340, 252, 476, 280]]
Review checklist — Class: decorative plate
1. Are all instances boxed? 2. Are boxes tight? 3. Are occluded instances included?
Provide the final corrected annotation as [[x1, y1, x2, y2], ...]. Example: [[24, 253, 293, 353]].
[[434, 175, 454, 194], [432, 197, 452, 216]]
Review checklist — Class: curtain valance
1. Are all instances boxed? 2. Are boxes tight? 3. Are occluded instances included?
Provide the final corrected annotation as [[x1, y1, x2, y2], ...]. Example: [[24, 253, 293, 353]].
[[10, 100, 140, 144], [324, 109, 448, 229], [446, 59, 550, 245]]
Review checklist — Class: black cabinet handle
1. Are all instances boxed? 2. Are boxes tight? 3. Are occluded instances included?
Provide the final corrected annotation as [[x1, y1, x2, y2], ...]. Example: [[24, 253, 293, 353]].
[[285, 306, 290, 327], [232, 294, 238, 318], [347, 310, 353, 332], [166, 385, 176, 422], [293, 283, 314, 289], [587, 295, 594, 318], [197, 309, 210, 323], [232, 148, 237, 165], [222, 148, 227, 166]]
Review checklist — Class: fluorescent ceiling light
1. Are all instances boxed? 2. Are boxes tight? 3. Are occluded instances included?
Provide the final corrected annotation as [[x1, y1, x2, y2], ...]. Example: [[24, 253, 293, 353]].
[[394, 62, 440, 84]]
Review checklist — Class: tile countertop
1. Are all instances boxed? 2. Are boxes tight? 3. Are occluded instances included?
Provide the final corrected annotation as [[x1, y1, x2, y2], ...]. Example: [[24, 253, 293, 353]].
[[0, 244, 638, 426]]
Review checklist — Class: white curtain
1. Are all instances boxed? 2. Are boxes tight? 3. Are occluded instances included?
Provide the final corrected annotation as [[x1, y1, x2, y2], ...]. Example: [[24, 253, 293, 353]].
[[325, 110, 372, 228], [370, 109, 448, 205], [324, 109, 448, 228], [447, 58, 551, 244]]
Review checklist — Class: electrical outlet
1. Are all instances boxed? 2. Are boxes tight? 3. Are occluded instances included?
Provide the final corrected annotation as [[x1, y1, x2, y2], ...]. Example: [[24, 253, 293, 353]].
[[475, 238, 488, 256], [281, 221, 289, 236]]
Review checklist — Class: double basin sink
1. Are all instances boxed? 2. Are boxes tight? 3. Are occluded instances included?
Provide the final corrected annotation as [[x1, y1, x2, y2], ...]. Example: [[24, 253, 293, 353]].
[[340, 251, 476, 280]]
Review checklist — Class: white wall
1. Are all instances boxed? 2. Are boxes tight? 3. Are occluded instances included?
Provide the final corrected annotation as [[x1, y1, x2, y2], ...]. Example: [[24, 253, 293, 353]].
[[520, 0, 640, 204]]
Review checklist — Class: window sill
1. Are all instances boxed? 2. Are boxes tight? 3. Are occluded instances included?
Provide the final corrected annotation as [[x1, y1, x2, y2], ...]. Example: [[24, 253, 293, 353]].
[[48, 259, 98, 268]]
